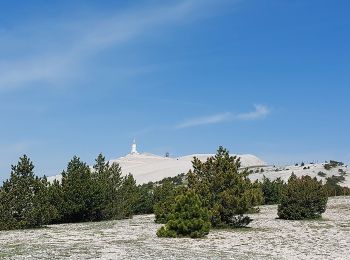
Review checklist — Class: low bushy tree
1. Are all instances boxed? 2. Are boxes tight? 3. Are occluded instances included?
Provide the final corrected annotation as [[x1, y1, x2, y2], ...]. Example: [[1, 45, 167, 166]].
[[157, 191, 211, 238], [188, 146, 263, 228], [278, 174, 328, 220]]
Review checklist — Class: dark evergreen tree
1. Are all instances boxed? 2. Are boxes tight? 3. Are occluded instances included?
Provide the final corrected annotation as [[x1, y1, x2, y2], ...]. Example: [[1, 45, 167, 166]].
[[60, 156, 97, 223], [47, 179, 64, 223], [187, 146, 263, 228], [116, 173, 138, 219], [92, 154, 124, 220], [260, 176, 286, 205], [153, 181, 187, 224], [278, 175, 328, 220], [0, 155, 54, 230], [134, 182, 154, 215], [324, 175, 350, 197], [157, 191, 211, 238]]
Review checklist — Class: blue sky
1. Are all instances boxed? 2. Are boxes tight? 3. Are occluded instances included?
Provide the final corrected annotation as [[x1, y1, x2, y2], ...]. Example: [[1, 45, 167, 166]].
[[0, 0, 349, 181]]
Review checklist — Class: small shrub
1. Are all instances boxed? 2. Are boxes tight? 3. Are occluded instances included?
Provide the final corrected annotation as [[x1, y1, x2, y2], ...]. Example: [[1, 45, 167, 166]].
[[324, 164, 332, 171], [228, 215, 252, 228], [338, 169, 347, 176], [330, 175, 345, 183], [317, 171, 327, 177], [156, 191, 211, 238]]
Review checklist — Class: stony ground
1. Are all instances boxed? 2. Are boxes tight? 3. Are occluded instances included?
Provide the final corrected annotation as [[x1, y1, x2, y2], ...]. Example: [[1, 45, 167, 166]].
[[0, 196, 349, 260]]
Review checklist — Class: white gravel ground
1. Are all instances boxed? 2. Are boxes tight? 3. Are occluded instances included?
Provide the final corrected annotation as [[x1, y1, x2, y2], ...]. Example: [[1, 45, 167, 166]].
[[0, 196, 349, 260]]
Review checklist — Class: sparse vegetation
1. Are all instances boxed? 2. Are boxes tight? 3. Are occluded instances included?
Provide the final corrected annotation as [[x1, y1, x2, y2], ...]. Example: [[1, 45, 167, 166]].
[[324, 160, 344, 170], [338, 169, 347, 176], [325, 175, 350, 196], [318, 171, 327, 177]]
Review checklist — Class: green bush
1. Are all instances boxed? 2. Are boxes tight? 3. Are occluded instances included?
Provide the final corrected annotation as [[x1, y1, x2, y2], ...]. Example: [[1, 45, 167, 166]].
[[278, 175, 328, 220], [157, 191, 211, 238], [317, 171, 327, 177]]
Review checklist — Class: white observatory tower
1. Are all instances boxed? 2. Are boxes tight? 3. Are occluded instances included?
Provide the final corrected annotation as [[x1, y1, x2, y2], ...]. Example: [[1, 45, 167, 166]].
[[130, 138, 139, 155]]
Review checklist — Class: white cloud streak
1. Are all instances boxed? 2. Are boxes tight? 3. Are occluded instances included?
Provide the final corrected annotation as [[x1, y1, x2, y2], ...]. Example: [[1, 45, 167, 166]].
[[176, 105, 270, 129], [176, 112, 232, 129], [0, 0, 232, 90], [236, 104, 270, 120]]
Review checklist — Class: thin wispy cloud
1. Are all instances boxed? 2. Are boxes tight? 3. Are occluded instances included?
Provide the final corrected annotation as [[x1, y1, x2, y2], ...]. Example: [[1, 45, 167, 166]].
[[176, 105, 270, 129], [236, 105, 270, 120], [0, 0, 235, 90], [176, 112, 231, 129]]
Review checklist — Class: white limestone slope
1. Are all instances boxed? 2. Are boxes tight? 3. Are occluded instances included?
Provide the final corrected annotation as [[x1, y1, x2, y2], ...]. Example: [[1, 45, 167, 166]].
[[249, 163, 350, 187], [110, 153, 266, 184], [47, 153, 266, 184], [47, 152, 350, 187]]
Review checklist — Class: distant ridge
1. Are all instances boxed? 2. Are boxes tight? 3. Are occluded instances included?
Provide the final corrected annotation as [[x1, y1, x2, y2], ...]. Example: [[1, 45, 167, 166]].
[[47, 153, 266, 184]]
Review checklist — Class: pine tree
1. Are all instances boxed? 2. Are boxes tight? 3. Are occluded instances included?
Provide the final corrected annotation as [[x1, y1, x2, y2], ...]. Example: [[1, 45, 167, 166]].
[[260, 176, 286, 205], [47, 179, 64, 223], [116, 173, 138, 219], [134, 182, 154, 215], [278, 175, 328, 220], [93, 153, 109, 216], [157, 191, 211, 238], [188, 146, 263, 228], [0, 155, 54, 230], [98, 160, 127, 220], [61, 156, 96, 223], [153, 181, 187, 224]]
